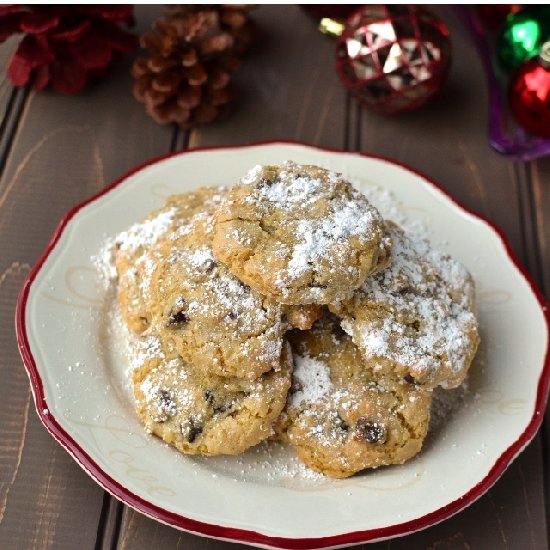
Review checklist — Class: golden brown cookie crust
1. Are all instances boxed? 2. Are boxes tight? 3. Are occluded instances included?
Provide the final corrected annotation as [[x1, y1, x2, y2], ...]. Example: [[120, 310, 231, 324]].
[[133, 335, 292, 456], [330, 223, 480, 389], [279, 315, 432, 478], [115, 188, 226, 334], [213, 162, 387, 305], [118, 188, 287, 380]]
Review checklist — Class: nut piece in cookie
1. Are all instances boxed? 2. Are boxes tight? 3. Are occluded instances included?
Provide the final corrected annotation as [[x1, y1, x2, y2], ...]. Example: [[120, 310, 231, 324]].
[[278, 315, 432, 478], [212, 161, 387, 305], [330, 222, 480, 389], [133, 335, 292, 456]]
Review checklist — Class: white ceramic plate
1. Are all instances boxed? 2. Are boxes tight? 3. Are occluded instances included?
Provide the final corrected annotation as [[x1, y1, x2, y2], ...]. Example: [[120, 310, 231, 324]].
[[17, 142, 550, 549]]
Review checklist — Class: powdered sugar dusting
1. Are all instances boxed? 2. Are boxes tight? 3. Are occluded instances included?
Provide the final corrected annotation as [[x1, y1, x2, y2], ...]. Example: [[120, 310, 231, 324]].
[[287, 198, 378, 280], [131, 334, 163, 372], [191, 440, 329, 486], [240, 164, 262, 185], [187, 247, 215, 270], [341, 225, 478, 386], [91, 236, 118, 289], [166, 241, 282, 341], [116, 207, 176, 255], [236, 162, 384, 295], [105, 294, 164, 382], [363, 187, 427, 237], [257, 176, 324, 206], [290, 354, 334, 407]]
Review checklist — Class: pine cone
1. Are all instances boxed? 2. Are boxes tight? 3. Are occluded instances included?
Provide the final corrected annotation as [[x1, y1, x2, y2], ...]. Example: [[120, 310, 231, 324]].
[[132, 5, 255, 128], [0, 5, 137, 94]]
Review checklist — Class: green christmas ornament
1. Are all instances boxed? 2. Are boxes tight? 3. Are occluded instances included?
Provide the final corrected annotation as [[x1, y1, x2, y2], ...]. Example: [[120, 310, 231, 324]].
[[497, 7, 550, 73]]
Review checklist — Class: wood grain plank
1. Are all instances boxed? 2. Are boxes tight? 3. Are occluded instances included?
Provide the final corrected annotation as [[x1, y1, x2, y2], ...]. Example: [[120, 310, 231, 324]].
[[531, 157, 550, 298], [0, 36, 18, 123], [0, 6, 172, 550], [189, 5, 346, 149], [0, 37, 28, 180]]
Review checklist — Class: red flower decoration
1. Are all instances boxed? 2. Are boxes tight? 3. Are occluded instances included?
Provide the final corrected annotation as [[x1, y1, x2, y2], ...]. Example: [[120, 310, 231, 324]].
[[0, 5, 137, 94]]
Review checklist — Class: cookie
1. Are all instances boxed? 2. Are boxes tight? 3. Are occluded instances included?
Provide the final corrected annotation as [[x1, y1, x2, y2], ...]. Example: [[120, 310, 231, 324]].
[[212, 162, 387, 305], [133, 334, 292, 456], [115, 188, 225, 333], [149, 211, 285, 380], [330, 223, 480, 389], [278, 315, 431, 478], [116, 189, 325, 379]]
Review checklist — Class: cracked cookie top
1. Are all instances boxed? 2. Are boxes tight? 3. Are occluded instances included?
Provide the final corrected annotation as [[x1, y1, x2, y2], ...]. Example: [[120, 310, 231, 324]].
[[330, 222, 480, 389], [119, 188, 286, 379], [277, 315, 432, 478], [212, 162, 387, 305], [133, 334, 292, 456], [115, 189, 221, 334]]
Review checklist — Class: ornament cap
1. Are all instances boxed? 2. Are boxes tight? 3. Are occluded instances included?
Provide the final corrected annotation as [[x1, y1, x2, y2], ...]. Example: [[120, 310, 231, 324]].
[[540, 41, 550, 68], [319, 18, 345, 38]]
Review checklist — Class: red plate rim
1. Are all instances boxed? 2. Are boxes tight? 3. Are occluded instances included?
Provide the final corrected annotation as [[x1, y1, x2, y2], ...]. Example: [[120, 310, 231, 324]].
[[15, 140, 550, 549]]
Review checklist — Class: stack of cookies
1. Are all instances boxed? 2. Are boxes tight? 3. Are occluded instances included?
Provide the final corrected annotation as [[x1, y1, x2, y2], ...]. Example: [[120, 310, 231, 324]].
[[115, 161, 480, 478]]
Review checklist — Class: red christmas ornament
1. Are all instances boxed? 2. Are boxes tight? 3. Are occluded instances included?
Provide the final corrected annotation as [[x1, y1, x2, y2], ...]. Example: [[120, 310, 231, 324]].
[[335, 5, 451, 115], [0, 5, 137, 94], [509, 42, 550, 137]]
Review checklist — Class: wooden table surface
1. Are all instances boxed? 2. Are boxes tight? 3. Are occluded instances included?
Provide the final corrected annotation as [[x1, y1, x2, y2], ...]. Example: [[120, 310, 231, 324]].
[[1, 6, 549, 550]]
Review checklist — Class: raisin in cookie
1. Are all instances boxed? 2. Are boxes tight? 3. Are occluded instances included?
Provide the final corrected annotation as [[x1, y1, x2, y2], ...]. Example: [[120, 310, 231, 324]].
[[115, 188, 226, 333], [212, 162, 387, 305], [133, 334, 292, 456], [277, 315, 431, 478], [330, 223, 480, 389]]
